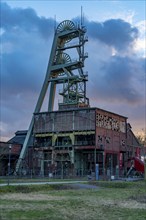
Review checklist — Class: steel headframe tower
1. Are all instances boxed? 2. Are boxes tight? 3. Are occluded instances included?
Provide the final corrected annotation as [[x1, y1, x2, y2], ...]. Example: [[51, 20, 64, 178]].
[[15, 20, 89, 174]]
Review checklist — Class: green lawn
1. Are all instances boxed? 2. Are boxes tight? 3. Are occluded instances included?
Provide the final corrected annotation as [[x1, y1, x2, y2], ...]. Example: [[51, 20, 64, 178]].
[[0, 181, 146, 220]]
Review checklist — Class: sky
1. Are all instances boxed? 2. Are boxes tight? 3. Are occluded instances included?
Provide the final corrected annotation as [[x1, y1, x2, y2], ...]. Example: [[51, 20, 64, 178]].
[[0, 0, 146, 141]]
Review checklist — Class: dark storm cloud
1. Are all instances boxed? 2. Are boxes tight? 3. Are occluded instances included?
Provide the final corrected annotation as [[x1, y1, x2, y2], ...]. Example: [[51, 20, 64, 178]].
[[83, 17, 144, 105], [1, 2, 55, 139], [91, 56, 145, 103], [1, 2, 54, 98], [86, 18, 138, 51], [1, 52, 40, 96], [1, 2, 55, 38]]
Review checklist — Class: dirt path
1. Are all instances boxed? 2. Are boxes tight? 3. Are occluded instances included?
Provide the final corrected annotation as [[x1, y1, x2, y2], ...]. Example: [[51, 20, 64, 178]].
[[70, 183, 100, 189]]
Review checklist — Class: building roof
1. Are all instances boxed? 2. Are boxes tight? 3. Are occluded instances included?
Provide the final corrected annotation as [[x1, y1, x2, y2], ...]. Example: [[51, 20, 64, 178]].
[[7, 130, 33, 146], [34, 107, 127, 119]]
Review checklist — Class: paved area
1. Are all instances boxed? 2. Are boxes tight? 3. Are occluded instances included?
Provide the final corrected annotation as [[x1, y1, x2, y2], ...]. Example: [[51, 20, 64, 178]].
[[69, 183, 100, 189], [0, 180, 88, 187], [0, 180, 101, 190]]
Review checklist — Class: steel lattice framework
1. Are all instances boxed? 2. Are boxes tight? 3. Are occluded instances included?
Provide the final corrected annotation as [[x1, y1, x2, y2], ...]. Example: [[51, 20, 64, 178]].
[[15, 20, 89, 174]]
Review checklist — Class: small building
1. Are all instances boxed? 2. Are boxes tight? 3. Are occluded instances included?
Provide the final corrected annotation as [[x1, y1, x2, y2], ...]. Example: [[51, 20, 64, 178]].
[[0, 131, 33, 176], [0, 141, 21, 176]]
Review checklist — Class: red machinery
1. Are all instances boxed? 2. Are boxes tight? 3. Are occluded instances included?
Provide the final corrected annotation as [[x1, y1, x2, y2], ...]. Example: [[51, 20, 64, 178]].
[[127, 157, 144, 177]]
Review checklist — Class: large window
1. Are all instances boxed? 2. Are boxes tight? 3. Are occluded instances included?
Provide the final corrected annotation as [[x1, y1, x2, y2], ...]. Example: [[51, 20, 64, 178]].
[[75, 134, 95, 146]]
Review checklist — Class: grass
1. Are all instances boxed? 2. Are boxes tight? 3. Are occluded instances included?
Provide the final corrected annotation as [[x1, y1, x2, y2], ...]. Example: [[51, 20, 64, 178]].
[[0, 181, 146, 220]]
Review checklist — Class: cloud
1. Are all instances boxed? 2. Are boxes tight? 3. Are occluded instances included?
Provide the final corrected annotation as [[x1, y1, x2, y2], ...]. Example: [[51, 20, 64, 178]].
[[1, 2, 56, 100], [1, 2, 55, 38], [86, 18, 138, 52], [0, 2, 145, 140], [88, 55, 145, 104], [84, 18, 145, 106], [1, 2, 55, 139], [134, 20, 146, 56]]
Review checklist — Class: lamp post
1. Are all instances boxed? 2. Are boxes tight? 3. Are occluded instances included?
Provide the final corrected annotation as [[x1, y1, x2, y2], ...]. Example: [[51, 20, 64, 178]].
[[103, 151, 105, 179], [94, 144, 98, 180], [8, 144, 12, 186]]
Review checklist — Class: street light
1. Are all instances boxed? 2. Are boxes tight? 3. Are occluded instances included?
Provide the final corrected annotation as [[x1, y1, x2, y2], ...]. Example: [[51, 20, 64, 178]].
[[103, 151, 105, 179], [8, 144, 12, 185]]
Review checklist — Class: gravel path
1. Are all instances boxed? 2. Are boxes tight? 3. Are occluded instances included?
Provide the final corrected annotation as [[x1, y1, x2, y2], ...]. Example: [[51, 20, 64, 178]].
[[70, 183, 100, 189]]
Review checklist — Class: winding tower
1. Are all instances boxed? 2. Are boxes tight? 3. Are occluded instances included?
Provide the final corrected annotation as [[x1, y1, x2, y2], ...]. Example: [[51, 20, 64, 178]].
[[15, 20, 89, 173]]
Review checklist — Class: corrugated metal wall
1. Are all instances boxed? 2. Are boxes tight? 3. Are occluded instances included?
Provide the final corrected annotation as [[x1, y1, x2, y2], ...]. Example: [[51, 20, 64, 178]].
[[34, 109, 95, 133]]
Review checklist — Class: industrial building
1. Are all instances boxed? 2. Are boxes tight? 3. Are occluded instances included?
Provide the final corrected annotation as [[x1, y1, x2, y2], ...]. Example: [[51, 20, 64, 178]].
[[0, 20, 144, 178], [32, 108, 141, 178], [0, 109, 142, 177]]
